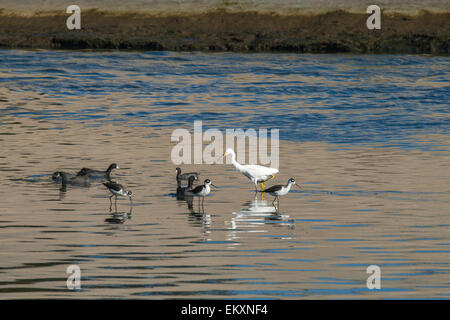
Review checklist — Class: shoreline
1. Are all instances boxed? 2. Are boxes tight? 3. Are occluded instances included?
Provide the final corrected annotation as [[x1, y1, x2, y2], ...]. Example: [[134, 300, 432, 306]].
[[0, 9, 449, 54]]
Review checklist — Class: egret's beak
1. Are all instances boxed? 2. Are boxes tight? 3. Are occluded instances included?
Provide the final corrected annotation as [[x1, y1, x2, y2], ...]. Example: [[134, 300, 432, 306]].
[[217, 153, 226, 162]]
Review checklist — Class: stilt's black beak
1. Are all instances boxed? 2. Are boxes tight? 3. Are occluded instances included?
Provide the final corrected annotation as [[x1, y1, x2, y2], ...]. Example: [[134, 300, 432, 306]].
[[211, 184, 218, 188], [295, 183, 301, 189]]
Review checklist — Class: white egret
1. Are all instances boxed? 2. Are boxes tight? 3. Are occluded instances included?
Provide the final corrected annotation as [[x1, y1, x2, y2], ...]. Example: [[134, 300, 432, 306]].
[[220, 148, 279, 191]]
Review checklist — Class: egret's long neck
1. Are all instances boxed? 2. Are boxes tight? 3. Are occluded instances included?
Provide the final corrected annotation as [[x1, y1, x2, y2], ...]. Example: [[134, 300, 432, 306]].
[[230, 152, 243, 171]]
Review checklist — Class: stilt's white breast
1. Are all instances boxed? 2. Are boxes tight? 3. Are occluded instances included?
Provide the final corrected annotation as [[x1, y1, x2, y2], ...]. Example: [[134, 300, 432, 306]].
[[198, 185, 210, 197], [110, 188, 127, 197]]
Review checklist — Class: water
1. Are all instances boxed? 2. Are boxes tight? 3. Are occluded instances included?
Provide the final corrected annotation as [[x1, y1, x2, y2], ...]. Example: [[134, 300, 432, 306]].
[[0, 50, 449, 299]]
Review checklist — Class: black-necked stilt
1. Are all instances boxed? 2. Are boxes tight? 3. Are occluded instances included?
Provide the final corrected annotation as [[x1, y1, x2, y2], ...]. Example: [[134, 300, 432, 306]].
[[53, 171, 90, 190], [187, 178, 216, 207], [103, 181, 132, 210], [219, 148, 278, 191], [79, 163, 119, 180], [263, 178, 300, 208], [177, 175, 196, 198], [176, 168, 199, 185]]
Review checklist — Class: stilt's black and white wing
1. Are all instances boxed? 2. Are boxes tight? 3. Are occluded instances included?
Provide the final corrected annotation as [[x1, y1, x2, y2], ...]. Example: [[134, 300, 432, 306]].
[[103, 181, 123, 192], [263, 185, 283, 193], [189, 185, 204, 195]]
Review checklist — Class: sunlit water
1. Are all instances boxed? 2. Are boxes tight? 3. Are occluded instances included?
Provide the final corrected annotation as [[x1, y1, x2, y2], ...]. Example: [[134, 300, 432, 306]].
[[0, 50, 449, 299]]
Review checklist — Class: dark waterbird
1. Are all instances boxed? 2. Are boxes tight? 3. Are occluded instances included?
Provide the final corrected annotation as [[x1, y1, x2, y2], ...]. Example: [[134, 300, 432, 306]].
[[53, 171, 90, 191], [52, 170, 85, 182], [176, 167, 199, 185], [177, 175, 196, 200], [79, 163, 119, 180]]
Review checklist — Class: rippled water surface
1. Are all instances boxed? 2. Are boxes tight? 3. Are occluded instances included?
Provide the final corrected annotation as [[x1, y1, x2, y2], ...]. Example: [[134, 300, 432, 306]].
[[0, 50, 449, 299]]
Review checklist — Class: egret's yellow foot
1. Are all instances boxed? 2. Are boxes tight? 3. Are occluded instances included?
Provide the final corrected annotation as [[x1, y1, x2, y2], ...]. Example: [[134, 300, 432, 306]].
[[260, 182, 265, 190]]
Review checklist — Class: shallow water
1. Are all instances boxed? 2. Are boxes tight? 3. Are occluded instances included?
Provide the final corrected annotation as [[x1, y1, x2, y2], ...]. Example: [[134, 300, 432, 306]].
[[0, 50, 449, 299]]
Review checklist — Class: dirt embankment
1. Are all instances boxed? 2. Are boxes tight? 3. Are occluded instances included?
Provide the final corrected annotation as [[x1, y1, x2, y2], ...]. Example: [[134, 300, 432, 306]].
[[0, 9, 448, 54]]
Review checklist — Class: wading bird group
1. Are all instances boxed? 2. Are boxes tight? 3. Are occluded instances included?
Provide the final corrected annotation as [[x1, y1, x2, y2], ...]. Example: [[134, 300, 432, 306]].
[[52, 148, 300, 211], [52, 163, 131, 210]]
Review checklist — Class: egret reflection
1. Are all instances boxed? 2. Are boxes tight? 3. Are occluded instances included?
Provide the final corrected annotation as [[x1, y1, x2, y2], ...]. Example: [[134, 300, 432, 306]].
[[226, 194, 295, 243]]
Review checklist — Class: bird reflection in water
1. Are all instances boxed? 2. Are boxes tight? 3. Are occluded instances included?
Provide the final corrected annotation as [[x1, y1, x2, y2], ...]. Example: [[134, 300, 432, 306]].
[[187, 205, 212, 236], [58, 188, 66, 200], [105, 205, 133, 224], [176, 190, 212, 237], [55, 176, 90, 200], [226, 193, 295, 243]]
